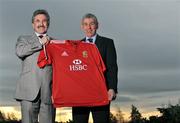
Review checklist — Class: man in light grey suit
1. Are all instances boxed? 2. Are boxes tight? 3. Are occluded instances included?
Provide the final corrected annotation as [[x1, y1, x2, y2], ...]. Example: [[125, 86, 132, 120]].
[[15, 9, 55, 123]]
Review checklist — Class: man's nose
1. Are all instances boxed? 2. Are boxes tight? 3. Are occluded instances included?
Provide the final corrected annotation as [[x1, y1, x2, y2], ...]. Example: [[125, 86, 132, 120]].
[[87, 24, 92, 29], [39, 21, 44, 26]]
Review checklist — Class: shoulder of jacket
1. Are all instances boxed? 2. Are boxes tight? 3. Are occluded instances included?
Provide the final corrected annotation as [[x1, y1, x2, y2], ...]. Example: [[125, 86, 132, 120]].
[[98, 35, 113, 41], [98, 35, 114, 44], [18, 35, 34, 40]]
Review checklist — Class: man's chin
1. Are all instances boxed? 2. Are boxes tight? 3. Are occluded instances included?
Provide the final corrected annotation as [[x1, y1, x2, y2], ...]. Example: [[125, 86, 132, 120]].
[[86, 34, 95, 37], [37, 31, 47, 34]]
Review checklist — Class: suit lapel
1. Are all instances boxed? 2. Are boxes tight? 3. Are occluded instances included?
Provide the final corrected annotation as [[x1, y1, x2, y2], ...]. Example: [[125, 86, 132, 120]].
[[81, 38, 86, 41], [30, 33, 39, 43], [95, 35, 103, 49], [81, 35, 103, 49]]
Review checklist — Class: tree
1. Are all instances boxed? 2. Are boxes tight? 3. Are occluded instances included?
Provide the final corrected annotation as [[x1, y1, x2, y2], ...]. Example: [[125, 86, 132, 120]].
[[6, 112, 18, 121], [110, 112, 117, 123], [66, 119, 73, 123], [115, 108, 125, 123], [149, 116, 160, 123], [0, 110, 5, 121], [157, 104, 180, 123], [130, 105, 142, 123]]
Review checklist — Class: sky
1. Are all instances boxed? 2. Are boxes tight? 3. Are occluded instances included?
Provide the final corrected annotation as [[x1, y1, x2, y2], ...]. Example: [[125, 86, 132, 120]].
[[0, 0, 180, 121]]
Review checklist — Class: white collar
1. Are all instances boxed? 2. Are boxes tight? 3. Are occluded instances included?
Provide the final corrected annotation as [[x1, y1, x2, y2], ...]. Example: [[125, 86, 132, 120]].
[[86, 34, 97, 43], [35, 32, 47, 37]]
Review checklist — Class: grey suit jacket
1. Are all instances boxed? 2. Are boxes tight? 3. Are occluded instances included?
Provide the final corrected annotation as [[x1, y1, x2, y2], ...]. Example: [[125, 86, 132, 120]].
[[15, 34, 52, 104]]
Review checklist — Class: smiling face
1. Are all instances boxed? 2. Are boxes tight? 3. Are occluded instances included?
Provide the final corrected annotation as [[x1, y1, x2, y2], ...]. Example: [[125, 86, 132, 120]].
[[32, 14, 48, 34], [81, 17, 98, 38]]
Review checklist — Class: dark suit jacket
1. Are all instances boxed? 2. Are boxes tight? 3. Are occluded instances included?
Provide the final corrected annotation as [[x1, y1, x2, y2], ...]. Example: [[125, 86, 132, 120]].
[[82, 35, 118, 93]]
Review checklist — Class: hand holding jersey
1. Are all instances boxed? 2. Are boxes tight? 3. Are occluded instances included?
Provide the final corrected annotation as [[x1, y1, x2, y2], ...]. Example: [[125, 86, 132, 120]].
[[39, 35, 50, 45]]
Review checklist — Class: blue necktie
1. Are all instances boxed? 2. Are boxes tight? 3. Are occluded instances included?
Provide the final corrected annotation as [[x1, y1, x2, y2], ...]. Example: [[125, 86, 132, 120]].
[[87, 38, 93, 43]]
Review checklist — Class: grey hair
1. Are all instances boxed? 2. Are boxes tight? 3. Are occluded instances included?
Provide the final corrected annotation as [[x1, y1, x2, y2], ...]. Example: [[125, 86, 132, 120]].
[[82, 13, 98, 25], [32, 9, 50, 27]]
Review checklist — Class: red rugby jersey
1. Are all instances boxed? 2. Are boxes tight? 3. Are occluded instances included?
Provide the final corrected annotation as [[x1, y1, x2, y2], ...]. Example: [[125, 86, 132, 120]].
[[37, 40, 109, 107]]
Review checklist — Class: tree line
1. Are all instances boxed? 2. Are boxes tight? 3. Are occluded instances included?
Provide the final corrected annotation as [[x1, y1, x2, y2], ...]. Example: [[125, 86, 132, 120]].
[[115, 103, 180, 123], [0, 103, 180, 123]]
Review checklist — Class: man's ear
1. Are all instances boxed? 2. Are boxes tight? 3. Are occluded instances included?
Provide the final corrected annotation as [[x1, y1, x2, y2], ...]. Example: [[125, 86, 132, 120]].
[[32, 23, 35, 29], [80, 24, 83, 30]]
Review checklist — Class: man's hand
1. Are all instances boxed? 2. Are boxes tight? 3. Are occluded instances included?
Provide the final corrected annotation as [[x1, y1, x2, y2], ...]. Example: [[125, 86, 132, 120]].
[[108, 89, 116, 101], [41, 36, 50, 45]]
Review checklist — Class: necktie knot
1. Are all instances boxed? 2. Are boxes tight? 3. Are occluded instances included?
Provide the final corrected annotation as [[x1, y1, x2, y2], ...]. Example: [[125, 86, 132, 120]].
[[39, 35, 44, 39], [87, 38, 93, 43]]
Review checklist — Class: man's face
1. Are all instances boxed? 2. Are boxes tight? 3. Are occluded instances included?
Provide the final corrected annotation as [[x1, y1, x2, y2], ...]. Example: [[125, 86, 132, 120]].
[[81, 18, 98, 37], [32, 14, 48, 34]]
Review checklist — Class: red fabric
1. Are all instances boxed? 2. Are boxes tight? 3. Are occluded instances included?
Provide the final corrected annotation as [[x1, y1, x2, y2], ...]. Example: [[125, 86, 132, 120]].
[[37, 40, 109, 107]]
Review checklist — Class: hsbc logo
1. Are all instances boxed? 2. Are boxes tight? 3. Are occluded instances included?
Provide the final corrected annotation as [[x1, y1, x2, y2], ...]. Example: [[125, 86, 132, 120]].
[[70, 59, 87, 71], [73, 59, 82, 65]]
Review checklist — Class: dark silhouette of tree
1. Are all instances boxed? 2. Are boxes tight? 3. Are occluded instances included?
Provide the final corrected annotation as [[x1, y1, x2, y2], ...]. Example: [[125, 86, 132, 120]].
[[115, 107, 125, 123], [141, 117, 149, 123], [66, 119, 73, 123], [110, 112, 117, 123], [57, 119, 73, 123], [149, 116, 161, 123], [157, 104, 180, 123], [0, 110, 20, 123], [6, 112, 18, 121], [0, 110, 5, 121], [129, 105, 142, 123]]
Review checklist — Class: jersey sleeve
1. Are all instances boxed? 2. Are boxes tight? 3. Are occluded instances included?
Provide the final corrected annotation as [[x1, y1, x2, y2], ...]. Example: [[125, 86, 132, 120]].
[[37, 44, 52, 68], [91, 44, 106, 72]]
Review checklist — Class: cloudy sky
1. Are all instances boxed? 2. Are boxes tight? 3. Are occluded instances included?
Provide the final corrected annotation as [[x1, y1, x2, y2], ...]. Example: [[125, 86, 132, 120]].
[[0, 0, 180, 121]]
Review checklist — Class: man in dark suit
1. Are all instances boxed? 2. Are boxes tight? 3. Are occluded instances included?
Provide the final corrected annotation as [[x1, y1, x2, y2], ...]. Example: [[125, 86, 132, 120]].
[[15, 9, 55, 123], [72, 13, 118, 123]]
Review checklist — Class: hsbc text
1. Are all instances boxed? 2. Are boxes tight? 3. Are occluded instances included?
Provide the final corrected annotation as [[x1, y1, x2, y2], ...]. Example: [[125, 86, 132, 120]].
[[69, 65, 87, 71]]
